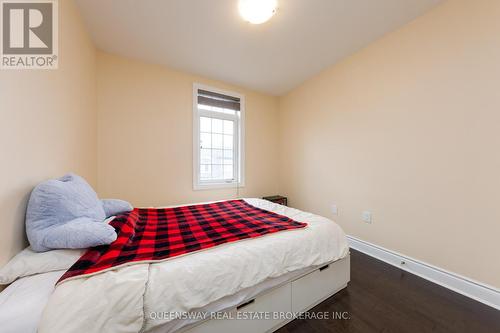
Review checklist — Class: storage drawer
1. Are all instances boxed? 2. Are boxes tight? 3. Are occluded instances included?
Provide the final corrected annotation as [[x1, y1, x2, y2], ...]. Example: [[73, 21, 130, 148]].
[[185, 283, 291, 333], [291, 256, 350, 313]]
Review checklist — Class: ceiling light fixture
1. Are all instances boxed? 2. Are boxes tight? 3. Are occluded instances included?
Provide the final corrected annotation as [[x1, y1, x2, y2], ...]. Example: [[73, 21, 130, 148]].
[[238, 0, 277, 25]]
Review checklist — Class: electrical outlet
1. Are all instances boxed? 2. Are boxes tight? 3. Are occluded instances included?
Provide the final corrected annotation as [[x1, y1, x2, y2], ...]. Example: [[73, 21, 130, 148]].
[[362, 211, 372, 223], [331, 204, 338, 215]]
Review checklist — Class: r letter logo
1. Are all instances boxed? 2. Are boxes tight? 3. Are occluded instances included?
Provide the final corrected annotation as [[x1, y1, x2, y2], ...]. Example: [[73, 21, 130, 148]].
[[1, 0, 58, 69]]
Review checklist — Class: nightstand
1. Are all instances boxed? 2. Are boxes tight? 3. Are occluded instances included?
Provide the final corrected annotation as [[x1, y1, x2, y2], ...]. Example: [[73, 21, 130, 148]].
[[262, 195, 288, 206]]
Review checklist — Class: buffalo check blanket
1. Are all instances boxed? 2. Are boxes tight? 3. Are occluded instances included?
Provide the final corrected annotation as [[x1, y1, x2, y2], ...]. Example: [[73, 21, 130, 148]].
[[58, 200, 307, 284]]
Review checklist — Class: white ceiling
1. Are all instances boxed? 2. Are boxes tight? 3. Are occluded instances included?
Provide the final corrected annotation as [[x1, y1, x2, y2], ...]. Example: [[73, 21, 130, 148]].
[[75, 0, 443, 96]]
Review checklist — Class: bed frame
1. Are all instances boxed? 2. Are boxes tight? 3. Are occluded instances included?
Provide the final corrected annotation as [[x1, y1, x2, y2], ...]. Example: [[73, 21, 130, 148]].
[[177, 254, 350, 333]]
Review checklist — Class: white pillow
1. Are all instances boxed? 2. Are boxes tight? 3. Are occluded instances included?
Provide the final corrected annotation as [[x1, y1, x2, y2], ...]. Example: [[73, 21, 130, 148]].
[[0, 247, 84, 285], [0, 270, 63, 333]]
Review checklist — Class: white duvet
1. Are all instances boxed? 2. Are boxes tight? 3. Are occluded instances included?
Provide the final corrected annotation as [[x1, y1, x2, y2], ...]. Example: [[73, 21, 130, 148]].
[[38, 199, 348, 333]]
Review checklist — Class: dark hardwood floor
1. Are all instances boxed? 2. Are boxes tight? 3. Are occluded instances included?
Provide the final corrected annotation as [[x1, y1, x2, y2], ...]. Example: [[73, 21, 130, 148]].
[[277, 249, 500, 333]]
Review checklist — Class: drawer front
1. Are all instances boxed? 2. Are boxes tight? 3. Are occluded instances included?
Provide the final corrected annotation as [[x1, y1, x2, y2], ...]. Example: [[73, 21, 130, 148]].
[[291, 257, 350, 313], [185, 283, 291, 333]]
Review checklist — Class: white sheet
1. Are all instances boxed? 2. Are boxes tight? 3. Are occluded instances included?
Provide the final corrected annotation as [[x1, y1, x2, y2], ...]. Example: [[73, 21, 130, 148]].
[[0, 270, 64, 333], [38, 199, 349, 333]]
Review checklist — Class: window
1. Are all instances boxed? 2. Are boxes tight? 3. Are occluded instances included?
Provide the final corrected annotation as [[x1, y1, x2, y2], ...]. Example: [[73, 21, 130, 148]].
[[193, 84, 244, 190]]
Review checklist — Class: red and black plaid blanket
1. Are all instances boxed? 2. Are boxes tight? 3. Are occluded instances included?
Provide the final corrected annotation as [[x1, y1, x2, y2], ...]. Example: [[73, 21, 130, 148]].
[[58, 200, 307, 284]]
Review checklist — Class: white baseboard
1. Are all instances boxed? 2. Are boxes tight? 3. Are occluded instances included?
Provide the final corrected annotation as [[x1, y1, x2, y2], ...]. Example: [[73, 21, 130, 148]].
[[347, 235, 500, 310]]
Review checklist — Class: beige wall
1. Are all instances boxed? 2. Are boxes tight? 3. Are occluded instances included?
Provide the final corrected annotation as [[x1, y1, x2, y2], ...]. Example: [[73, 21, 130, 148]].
[[278, 0, 500, 288], [2, 0, 498, 292], [0, 0, 97, 268], [97, 52, 279, 207]]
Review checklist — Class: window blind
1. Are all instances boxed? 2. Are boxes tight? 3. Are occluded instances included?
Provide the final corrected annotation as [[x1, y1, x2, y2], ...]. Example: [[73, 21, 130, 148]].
[[198, 89, 241, 111]]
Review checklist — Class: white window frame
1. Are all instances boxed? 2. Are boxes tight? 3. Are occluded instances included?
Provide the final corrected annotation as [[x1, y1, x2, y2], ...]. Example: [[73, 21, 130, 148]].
[[193, 83, 245, 190]]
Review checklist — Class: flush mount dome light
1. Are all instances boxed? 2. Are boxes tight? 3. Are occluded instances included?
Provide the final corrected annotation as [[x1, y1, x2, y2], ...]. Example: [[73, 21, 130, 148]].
[[238, 0, 278, 24]]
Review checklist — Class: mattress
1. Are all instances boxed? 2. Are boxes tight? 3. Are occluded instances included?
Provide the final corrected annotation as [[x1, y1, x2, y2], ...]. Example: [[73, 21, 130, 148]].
[[24, 198, 348, 333]]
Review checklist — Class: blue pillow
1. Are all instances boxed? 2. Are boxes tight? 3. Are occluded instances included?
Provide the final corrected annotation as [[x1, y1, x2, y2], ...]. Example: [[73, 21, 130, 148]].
[[101, 199, 133, 218], [26, 173, 132, 252]]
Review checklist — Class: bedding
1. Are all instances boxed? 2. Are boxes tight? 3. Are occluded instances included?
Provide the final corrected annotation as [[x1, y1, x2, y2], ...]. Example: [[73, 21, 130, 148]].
[[0, 268, 309, 333], [0, 270, 64, 333], [59, 199, 307, 283], [37, 198, 349, 333], [0, 247, 83, 285]]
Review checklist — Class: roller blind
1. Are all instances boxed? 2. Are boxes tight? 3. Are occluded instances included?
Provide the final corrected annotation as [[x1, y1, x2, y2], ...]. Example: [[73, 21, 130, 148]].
[[197, 89, 241, 111]]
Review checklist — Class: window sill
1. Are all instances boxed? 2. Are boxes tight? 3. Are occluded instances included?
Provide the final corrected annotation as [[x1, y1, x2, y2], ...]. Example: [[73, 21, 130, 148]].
[[193, 182, 245, 191]]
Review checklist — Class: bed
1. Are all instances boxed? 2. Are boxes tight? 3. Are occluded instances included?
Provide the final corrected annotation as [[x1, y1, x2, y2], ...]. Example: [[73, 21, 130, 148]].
[[0, 198, 349, 333]]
